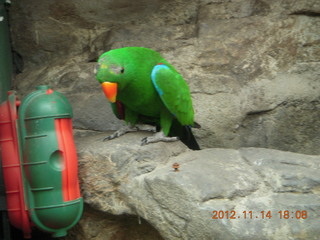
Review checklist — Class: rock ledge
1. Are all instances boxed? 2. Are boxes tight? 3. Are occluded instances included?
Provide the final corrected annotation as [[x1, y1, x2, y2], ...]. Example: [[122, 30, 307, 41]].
[[72, 130, 320, 240]]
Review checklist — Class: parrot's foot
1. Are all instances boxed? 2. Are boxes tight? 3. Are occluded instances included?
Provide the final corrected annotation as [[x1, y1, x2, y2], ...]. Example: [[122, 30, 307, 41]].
[[141, 131, 179, 146], [103, 124, 156, 141], [134, 124, 157, 132]]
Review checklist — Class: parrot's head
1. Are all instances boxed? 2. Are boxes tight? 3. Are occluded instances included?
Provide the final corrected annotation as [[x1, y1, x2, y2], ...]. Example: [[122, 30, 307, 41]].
[[95, 50, 130, 103]]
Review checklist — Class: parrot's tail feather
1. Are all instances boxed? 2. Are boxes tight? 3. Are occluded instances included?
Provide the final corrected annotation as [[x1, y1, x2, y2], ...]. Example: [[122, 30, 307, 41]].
[[193, 122, 201, 129], [169, 120, 200, 150], [182, 126, 201, 150]]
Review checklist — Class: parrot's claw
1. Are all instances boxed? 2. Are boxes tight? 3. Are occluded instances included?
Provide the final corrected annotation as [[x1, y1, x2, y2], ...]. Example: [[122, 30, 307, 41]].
[[103, 131, 124, 141], [103, 124, 157, 141], [103, 125, 137, 141], [141, 131, 179, 146]]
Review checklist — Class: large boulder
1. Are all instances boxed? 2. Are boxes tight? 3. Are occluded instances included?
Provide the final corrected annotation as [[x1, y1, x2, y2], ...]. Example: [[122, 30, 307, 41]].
[[67, 131, 320, 240]]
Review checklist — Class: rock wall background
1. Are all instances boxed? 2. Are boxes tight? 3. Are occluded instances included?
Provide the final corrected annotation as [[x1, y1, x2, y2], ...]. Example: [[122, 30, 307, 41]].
[[9, 0, 320, 154], [6, 0, 320, 239]]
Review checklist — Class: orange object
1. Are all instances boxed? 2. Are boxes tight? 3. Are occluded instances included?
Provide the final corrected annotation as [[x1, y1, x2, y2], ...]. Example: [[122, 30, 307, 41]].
[[172, 162, 180, 172], [55, 118, 81, 202], [102, 81, 118, 103], [0, 92, 32, 239]]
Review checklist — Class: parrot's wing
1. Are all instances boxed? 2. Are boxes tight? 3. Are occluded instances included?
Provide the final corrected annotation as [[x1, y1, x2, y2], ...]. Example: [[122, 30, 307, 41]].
[[151, 64, 194, 126]]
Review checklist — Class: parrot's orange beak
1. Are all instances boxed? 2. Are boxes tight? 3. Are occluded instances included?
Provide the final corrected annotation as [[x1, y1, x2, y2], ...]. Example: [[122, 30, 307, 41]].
[[101, 82, 117, 103]]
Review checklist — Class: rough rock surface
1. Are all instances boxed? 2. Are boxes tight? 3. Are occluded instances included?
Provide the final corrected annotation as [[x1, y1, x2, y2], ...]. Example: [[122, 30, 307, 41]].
[[9, 0, 320, 155], [68, 131, 320, 240]]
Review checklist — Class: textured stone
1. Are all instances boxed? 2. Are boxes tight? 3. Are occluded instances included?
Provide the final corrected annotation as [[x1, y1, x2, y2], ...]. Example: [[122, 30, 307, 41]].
[[74, 130, 188, 215], [240, 148, 320, 193], [64, 205, 163, 240], [71, 131, 320, 240], [9, 0, 320, 155]]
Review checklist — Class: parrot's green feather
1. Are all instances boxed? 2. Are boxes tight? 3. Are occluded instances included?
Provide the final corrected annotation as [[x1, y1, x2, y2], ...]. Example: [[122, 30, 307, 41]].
[[110, 102, 121, 119], [151, 64, 194, 126], [160, 107, 174, 136], [125, 108, 138, 125], [95, 47, 199, 150]]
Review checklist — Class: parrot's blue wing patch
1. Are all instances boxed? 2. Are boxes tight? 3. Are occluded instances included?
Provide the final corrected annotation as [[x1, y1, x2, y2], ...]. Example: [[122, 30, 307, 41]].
[[151, 64, 169, 96], [151, 64, 194, 126]]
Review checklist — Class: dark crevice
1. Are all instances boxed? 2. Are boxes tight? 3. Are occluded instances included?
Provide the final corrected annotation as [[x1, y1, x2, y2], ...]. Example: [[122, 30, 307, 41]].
[[87, 57, 98, 63], [290, 11, 320, 17], [12, 51, 24, 73], [246, 108, 273, 116], [246, 101, 288, 116]]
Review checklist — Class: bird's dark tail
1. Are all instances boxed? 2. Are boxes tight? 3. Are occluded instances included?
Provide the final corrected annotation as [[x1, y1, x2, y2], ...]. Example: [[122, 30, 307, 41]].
[[169, 120, 201, 150]]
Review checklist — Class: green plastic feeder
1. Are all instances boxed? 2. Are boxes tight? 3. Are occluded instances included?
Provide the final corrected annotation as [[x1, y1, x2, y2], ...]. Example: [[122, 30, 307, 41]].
[[18, 85, 83, 237]]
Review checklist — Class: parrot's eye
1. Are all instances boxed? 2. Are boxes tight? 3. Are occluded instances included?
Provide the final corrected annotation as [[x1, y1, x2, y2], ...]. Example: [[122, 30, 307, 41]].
[[110, 65, 125, 75]]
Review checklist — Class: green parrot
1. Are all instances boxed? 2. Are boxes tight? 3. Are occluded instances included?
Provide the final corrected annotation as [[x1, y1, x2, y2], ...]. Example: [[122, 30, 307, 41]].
[[95, 47, 200, 150]]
